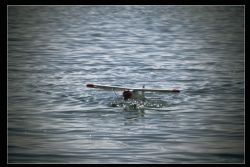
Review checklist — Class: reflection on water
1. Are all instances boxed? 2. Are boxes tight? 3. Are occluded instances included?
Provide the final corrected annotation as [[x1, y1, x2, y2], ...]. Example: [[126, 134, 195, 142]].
[[8, 6, 244, 163]]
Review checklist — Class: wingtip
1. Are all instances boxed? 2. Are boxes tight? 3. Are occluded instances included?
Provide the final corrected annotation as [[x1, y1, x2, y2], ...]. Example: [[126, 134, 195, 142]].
[[172, 89, 180, 93], [86, 84, 95, 88]]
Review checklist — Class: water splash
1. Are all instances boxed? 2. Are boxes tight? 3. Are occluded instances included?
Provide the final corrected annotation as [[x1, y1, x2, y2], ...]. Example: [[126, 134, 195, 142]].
[[109, 98, 167, 111]]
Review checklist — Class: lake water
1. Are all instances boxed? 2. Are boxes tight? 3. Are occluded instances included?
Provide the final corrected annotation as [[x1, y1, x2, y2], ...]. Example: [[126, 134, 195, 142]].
[[8, 6, 244, 164]]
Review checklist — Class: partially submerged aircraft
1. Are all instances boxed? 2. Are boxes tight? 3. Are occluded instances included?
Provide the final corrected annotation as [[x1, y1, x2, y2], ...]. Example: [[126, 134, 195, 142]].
[[86, 83, 180, 101]]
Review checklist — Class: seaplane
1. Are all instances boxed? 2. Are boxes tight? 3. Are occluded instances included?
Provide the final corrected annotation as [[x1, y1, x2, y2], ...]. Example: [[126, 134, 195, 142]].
[[86, 83, 180, 101]]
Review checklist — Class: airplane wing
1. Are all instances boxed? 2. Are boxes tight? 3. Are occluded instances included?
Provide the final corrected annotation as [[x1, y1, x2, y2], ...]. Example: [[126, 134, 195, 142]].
[[131, 88, 180, 93], [86, 83, 180, 93], [86, 84, 129, 91]]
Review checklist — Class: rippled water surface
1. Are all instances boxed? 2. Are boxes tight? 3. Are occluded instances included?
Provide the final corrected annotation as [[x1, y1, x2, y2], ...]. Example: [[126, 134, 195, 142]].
[[8, 6, 244, 163]]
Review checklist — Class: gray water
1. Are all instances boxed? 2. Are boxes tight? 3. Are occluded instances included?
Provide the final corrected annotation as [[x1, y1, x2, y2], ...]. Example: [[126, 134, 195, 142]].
[[8, 6, 244, 164]]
